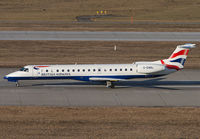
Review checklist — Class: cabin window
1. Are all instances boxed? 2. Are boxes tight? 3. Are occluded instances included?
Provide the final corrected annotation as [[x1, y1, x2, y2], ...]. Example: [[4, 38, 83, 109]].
[[130, 68, 133, 71], [120, 68, 122, 71], [104, 69, 107, 72], [93, 69, 96, 72], [62, 69, 64, 72], [67, 69, 70, 72], [46, 70, 48, 72], [98, 69, 101, 72], [110, 69, 112, 71], [125, 68, 127, 71], [115, 69, 117, 71], [83, 69, 85, 72], [57, 69, 59, 72], [88, 69, 90, 72], [77, 69, 80, 72], [72, 69, 75, 72]]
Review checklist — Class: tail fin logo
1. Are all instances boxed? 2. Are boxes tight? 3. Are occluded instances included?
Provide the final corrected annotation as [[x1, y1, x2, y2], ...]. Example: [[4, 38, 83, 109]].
[[169, 49, 189, 59], [160, 60, 180, 70], [33, 66, 49, 70], [160, 43, 196, 70], [170, 58, 186, 66]]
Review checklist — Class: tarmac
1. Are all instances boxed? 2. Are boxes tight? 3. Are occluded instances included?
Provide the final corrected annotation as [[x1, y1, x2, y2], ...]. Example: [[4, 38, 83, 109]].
[[1, 68, 200, 107], [0, 31, 200, 41]]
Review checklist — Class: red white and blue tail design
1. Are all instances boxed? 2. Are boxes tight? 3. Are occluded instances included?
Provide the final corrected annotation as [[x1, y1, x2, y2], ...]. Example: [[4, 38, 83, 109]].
[[160, 43, 196, 70]]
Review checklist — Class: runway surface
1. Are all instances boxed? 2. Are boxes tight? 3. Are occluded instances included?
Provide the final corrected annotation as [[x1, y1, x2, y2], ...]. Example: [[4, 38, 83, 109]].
[[0, 31, 200, 41], [1, 68, 200, 107]]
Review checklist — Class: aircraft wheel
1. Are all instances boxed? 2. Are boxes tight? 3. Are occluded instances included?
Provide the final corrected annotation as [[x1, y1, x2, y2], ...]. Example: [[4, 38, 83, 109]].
[[106, 81, 115, 88], [16, 81, 20, 87]]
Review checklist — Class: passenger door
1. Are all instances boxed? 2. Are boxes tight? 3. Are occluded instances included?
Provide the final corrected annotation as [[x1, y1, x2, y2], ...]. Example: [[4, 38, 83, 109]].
[[33, 67, 41, 77]]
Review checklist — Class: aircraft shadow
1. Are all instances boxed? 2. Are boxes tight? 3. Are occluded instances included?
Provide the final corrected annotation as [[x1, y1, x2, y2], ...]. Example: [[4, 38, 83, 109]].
[[117, 78, 200, 90], [30, 78, 200, 90]]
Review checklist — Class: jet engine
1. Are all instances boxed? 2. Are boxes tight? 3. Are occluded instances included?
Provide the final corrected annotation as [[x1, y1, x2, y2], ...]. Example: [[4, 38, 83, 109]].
[[136, 63, 165, 74]]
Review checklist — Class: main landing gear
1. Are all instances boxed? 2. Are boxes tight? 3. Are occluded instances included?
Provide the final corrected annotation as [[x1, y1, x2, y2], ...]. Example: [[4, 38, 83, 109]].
[[106, 81, 115, 88], [15, 81, 20, 87]]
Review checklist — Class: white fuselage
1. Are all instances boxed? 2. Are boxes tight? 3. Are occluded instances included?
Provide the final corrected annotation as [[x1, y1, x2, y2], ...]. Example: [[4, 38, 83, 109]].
[[4, 62, 176, 83]]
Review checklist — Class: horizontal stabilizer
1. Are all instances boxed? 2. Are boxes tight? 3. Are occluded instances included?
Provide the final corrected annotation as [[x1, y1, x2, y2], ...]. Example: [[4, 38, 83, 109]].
[[178, 43, 196, 49]]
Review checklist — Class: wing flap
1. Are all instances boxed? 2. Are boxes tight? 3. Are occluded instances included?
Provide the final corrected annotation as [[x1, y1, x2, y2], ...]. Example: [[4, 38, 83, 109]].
[[89, 77, 124, 82]]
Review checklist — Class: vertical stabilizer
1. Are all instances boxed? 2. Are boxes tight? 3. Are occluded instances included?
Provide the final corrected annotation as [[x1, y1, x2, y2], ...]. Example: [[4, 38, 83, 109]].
[[160, 43, 196, 70]]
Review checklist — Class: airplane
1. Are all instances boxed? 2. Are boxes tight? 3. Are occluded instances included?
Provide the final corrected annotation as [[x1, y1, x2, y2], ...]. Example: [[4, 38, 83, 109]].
[[4, 43, 196, 88]]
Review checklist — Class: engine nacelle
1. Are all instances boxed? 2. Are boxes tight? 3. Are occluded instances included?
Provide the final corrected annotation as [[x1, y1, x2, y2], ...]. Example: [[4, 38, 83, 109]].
[[136, 63, 165, 74]]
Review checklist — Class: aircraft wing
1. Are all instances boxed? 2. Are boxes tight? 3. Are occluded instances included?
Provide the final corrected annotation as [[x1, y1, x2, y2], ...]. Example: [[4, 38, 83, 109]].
[[89, 77, 124, 82]]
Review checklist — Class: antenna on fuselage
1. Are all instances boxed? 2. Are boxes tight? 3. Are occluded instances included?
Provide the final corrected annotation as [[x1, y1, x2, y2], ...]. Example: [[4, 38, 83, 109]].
[[114, 45, 117, 51]]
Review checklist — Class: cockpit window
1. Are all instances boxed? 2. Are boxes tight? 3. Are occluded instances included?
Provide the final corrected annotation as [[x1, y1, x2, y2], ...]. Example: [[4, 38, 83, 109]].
[[20, 68, 24, 71], [20, 68, 29, 72]]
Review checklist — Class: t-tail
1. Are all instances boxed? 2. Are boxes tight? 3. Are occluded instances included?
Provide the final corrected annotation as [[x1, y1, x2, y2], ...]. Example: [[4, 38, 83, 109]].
[[160, 43, 196, 70]]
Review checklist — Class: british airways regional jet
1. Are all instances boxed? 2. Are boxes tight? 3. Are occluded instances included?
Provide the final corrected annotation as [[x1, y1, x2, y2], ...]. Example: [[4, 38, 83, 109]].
[[4, 43, 196, 88]]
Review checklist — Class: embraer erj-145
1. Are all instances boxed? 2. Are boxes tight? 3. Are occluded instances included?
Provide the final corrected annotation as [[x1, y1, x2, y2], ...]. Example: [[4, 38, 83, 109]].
[[4, 43, 196, 88]]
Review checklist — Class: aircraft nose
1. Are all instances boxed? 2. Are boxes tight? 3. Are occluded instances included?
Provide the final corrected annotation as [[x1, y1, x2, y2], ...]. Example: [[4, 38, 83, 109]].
[[4, 72, 14, 80], [3, 72, 18, 82], [4, 75, 8, 79]]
